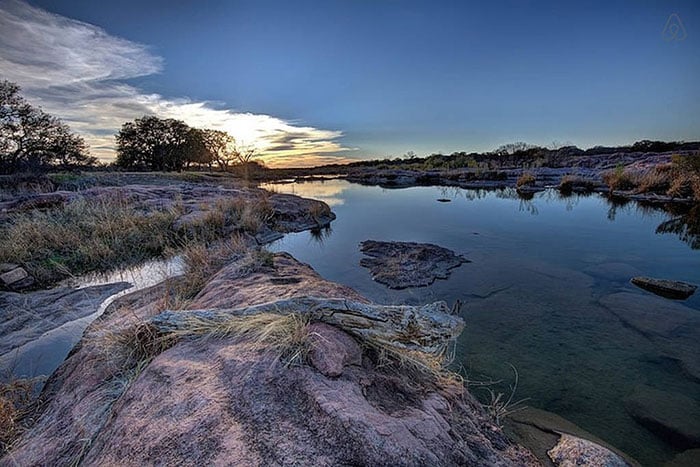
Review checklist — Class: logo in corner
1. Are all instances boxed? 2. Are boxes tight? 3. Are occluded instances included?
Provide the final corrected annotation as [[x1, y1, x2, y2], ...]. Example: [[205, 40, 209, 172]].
[[662, 13, 687, 42]]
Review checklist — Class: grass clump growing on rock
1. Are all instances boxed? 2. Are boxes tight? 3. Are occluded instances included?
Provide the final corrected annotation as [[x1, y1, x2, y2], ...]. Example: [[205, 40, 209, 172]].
[[601, 165, 638, 192], [516, 172, 536, 188], [0, 378, 40, 454], [558, 175, 596, 195], [0, 196, 178, 286], [175, 312, 311, 365], [175, 236, 249, 300]]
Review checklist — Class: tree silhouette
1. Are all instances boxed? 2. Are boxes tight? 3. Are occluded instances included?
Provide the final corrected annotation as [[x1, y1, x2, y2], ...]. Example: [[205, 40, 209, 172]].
[[0, 80, 95, 173]]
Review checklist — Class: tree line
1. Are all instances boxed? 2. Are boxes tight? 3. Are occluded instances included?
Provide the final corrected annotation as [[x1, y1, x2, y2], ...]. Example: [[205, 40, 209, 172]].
[[114, 116, 255, 172], [1, 80, 255, 174]]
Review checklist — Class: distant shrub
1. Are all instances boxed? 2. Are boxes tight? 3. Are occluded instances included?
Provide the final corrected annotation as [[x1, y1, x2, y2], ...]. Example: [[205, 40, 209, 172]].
[[672, 153, 700, 175], [602, 165, 638, 191], [558, 175, 596, 194], [516, 172, 536, 188], [635, 164, 674, 195]]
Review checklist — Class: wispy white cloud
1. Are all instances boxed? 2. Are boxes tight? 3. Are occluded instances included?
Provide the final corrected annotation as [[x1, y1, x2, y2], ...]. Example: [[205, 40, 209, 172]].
[[0, 0, 353, 167]]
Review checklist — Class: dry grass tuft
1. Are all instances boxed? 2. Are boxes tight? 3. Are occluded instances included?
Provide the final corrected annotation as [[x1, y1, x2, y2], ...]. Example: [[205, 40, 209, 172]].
[[308, 201, 331, 223], [175, 236, 249, 300], [0, 195, 178, 285], [516, 172, 536, 188], [169, 312, 311, 365], [366, 337, 463, 392], [0, 377, 42, 453], [558, 175, 596, 194]]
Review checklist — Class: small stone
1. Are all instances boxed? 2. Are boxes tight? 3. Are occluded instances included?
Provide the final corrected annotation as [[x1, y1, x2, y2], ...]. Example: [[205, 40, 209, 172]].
[[1, 267, 28, 287], [631, 276, 697, 300], [0, 263, 19, 273]]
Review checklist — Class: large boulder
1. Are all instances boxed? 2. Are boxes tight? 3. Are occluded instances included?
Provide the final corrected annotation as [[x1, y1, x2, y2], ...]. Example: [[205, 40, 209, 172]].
[[2, 253, 537, 466]]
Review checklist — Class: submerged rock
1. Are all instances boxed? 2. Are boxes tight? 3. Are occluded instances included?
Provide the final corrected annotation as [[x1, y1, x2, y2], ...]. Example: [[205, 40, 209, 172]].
[[598, 292, 700, 381], [2, 253, 537, 466], [625, 385, 700, 450], [359, 240, 468, 289], [506, 407, 637, 467], [665, 449, 700, 467], [548, 434, 628, 467], [630, 276, 697, 300]]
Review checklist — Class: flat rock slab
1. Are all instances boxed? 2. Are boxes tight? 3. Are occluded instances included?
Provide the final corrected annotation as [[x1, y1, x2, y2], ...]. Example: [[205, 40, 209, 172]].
[[630, 276, 697, 300], [598, 292, 700, 381], [359, 240, 468, 289], [506, 407, 638, 467], [625, 385, 700, 450], [0, 282, 131, 357]]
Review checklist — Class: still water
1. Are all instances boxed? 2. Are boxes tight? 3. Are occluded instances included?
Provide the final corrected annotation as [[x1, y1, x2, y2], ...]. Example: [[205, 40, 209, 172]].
[[262, 179, 700, 466]]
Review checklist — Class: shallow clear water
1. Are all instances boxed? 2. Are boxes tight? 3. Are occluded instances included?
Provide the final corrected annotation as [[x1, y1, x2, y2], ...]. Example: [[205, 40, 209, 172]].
[[262, 179, 700, 466], [1, 257, 183, 384]]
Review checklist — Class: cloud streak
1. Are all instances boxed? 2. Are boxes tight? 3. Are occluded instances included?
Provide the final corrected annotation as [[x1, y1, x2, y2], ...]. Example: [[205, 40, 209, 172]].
[[0, 0, 353, 167]]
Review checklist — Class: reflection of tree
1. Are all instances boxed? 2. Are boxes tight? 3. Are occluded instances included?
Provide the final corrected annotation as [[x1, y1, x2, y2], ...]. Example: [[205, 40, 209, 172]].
[[309, 225, 333, 245], [606, 197, 630, 221], [656, 205, 700, 249], [518, 198, 539, 215], [462, 188, 490, 200]]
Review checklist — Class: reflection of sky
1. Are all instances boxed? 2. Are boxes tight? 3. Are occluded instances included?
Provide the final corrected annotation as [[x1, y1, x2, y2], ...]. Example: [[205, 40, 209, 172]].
[[267, 181, 700, 465], [260, 179, 349, 207]]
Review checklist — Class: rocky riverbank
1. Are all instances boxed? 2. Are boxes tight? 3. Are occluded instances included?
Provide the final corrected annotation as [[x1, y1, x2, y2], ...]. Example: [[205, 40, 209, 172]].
[[338, 151, 699, 206], [1, 252, 537, 466]]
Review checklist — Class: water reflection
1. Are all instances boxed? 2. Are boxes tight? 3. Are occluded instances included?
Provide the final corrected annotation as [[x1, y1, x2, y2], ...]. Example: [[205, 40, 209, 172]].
[[260, 178, 348, 207], [309, 225, 333, 245], [656, 205, 700, 249], [263, 179, 700, 465]]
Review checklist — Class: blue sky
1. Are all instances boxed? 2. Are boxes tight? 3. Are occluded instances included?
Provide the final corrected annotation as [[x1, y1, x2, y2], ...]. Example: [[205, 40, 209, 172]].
[[2, 0, 699, 166]]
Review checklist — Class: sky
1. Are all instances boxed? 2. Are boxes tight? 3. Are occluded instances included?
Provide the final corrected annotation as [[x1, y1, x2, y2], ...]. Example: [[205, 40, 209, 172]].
[[1, 0, 699, 167]]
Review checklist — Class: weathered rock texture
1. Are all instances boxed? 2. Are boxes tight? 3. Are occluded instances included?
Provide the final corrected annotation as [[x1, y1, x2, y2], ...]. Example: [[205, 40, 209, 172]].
[[0, 282, 130, 357], [1, 253, 537, 467], [548, 434, 628, 467], [630, 276, 697, 300], [359, 240, 468, 289], [149, 297, 464, 356], [0, 264, 33, 290]]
